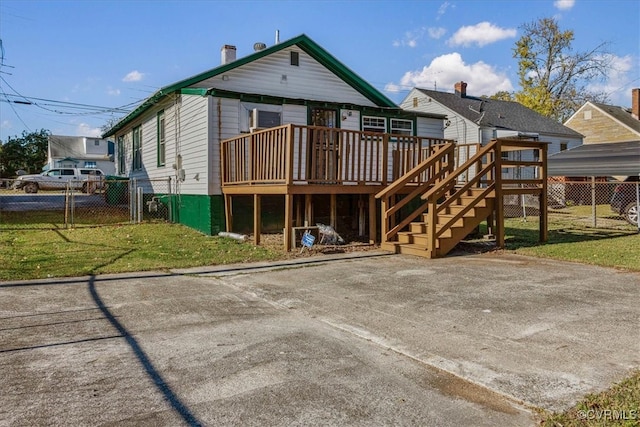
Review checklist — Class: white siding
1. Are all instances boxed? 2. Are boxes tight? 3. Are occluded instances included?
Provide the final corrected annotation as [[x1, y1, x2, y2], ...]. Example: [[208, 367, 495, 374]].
[[177, 94, 210, 195], [402, 89, 479, 144], [194, 46, 377, 107], [340, 109, 361, 132], [416, 117, 444, 138]]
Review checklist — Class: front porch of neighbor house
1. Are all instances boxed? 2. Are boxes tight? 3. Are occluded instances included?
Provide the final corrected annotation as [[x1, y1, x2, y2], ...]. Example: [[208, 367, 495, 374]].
[[221, 124, 472, 251]]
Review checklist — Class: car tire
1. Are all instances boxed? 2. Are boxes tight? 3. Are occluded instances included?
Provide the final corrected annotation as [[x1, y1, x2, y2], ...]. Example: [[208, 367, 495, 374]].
[[24, 182, 38, 194], [623, 203, 638, 226]]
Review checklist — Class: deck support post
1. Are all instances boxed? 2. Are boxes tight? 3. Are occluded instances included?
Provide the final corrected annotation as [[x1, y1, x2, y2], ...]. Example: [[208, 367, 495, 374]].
[[304, 194, 313, 226], [540, 145, 548, 242], [494, 141, 505, 248], [369, 193, 377, 244], [284, 193, 293, 251], [224, 194, 233, 232], [295, 196, 302, 227], [330, 193, 337, 229], [253, 194, 261, 245]]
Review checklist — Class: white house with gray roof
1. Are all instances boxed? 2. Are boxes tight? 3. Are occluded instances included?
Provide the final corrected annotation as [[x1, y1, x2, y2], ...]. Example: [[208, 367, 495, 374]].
[[400, 82, 583, 154], [47, 135, 115, 174]]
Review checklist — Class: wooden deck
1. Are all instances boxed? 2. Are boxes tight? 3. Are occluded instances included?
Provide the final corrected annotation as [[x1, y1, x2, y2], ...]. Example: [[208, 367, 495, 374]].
[[221, 124, 470, 250]]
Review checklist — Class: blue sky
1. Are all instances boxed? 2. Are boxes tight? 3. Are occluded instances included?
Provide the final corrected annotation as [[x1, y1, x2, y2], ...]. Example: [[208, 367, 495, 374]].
[[0, 0, 638, 141]]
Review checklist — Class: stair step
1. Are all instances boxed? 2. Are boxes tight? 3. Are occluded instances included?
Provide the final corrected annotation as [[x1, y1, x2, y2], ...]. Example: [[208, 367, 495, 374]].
[[397, 231, 441, 248]]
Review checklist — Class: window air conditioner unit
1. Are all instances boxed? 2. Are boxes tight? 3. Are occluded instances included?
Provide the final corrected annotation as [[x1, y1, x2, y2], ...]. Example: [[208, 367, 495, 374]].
[[250, 108, 281, 132]]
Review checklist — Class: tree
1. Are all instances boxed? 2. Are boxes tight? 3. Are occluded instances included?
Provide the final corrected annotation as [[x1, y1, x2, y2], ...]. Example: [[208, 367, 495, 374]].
[[512, 17, 611, 122], [486, 91, 515, 101], [0, 129, 50, 177]]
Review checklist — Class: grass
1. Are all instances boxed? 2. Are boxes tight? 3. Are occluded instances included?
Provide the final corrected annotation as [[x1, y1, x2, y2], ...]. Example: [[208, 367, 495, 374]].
[[2, 211, 639, 425], [539, 370, 640, 427], [0, 221, 283, 281], [500, 216, 640, 271]]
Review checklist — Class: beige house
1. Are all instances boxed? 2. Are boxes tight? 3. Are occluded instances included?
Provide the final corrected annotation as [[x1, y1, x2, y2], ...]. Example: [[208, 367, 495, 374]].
[[564, 88, 640, 144]]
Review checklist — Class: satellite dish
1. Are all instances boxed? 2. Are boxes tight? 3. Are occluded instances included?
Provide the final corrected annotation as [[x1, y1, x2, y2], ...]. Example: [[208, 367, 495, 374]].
[[253, 42, 267, 51]]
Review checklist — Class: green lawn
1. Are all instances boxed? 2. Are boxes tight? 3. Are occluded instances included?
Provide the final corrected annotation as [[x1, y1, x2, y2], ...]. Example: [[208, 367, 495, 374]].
[[0, 222, 283, 281], [501, 216, 640, 271]]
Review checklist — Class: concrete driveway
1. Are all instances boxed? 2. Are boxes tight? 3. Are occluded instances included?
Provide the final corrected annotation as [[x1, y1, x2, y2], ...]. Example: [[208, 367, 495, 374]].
[[1, 251, 638, 426]]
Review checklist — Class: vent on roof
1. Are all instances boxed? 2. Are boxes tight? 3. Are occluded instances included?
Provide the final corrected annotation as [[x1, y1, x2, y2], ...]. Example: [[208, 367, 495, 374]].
[[253, 42, 267, 52]]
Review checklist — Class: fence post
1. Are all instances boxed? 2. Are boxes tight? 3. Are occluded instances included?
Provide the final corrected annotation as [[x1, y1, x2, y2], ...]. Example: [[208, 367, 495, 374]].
[[64, 184, 70, 228], [137, 186, 143, 223], [167, 177, 173, 222], [130, 178, 136, 223], [591, 176, 597, 228]]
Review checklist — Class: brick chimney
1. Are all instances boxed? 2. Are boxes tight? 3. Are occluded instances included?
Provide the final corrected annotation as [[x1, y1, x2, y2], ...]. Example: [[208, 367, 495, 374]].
[[632, 88, 640, 120], [221, 44, 237, 65], [454, 81, 467, 98]]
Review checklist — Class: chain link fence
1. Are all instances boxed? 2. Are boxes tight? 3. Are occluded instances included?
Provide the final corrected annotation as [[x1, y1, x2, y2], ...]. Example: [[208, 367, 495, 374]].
[[2, 176, 638, 232], [0, 177, 174, 229], [505, 179, 639, 231]]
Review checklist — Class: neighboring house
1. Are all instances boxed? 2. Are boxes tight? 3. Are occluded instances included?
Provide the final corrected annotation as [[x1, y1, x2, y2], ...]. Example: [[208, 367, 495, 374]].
[[563, 88, 640, 145], [400, 82, 583, 156], [102, 34, 447, 239], [47, 135, 115, 175]]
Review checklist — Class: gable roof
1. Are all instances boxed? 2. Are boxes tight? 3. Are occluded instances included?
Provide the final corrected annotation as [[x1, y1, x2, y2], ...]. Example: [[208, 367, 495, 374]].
[[414, 88, 582, 138], [103, 34, 398, 137], [591, 102, 640, 134]]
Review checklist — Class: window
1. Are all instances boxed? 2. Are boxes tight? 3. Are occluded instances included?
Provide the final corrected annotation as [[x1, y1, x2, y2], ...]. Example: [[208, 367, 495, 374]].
[[83, 161, 97, 168], [157, 111, 166, 167], [133, 126, 142, 171], [560, 143, 568, 151], [117, 136, 125, 174], [390, 119, 413, 135], [94, 140, 100, 146], [362, 116, 386, 133], [290, 51, 299, 66], [584, 110, 592, 120], [250, 109, 281, 129]]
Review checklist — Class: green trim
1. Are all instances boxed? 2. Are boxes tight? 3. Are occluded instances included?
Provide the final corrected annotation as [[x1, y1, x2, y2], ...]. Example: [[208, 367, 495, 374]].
[[181, 88, 208, 96], [172, 194, 225, 235], [132, 125, 142, 171], [102, 34, 401, 138]]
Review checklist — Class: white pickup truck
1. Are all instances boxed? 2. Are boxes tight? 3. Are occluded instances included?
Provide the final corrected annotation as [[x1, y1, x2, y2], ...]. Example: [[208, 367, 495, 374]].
[[12, 167, 106, 193]]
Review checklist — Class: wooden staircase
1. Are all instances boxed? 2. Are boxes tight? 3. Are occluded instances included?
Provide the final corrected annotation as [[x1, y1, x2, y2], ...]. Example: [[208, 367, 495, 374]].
[[376, 138, 549, 259], [388, 187, 495, 257]]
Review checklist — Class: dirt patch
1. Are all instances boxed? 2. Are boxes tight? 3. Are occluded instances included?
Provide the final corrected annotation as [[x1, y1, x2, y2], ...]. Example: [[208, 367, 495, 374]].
[[254, 233, 380, 259]]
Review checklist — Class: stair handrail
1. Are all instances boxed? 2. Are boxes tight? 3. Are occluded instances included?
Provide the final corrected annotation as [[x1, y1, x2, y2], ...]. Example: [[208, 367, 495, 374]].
[[375, 142, 454, 200], [422, 139, 497, 201], [375, 142, 455, 243]]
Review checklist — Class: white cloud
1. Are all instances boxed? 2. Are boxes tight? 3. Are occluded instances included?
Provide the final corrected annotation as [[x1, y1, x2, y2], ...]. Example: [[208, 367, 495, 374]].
[[394, 28, 426, 48], [76, 123, 102, 137], [437, 1, 452, 20], [554, 0, 575, 10], [107, 86, 121, 96], [386, 52, 513, 96], [122, 70, 144, 82], [448, 22, 517, 47], [428, 27, 447, 40], [587, 54, 635, 105], [1, 120, 11, 129]]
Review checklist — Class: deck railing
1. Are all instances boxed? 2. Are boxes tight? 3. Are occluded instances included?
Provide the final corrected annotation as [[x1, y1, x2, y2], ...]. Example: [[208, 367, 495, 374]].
[[221, 124, 454, 187]]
